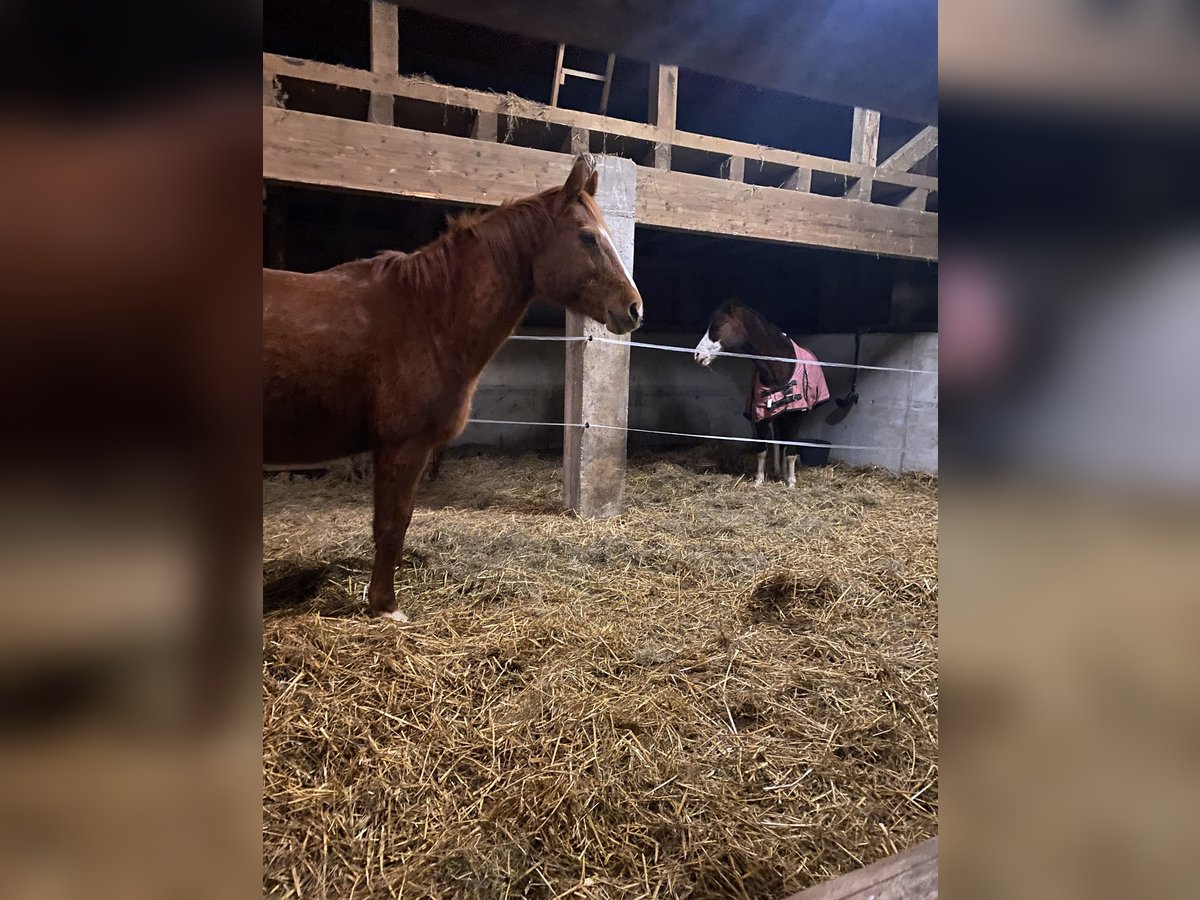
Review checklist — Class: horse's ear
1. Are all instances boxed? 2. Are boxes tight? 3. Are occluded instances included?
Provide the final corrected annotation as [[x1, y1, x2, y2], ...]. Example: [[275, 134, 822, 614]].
[[561, 156, 590, 201], [584, 169, 599, 197]]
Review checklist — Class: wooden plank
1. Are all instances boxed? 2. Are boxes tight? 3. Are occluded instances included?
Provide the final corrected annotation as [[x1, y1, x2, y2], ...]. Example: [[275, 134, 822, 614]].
[[368, 0, 399, 125], [562, 67, 607, 82], [261, 54, 938, 192], [648, 64, 677, 170], [721, 156, 744, 182], [635, 165, 936, 259], [782, 837, 937, 900], [880, 126, 938, 172], [846, 107, 880, 201], [263, 108, 937, 260]]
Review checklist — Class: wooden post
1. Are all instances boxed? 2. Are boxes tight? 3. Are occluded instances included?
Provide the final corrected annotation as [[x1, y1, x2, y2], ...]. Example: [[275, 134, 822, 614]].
[[368, 1, 399, 125], [899, 187, 929, 211], [846, 106, 880, 201], [564, 155, 637, 518], [471, 111, 498, 141], [783, 167, 812, 192], [721, 156, 744, 182], [567, 126, 589, 155], [648, 64, 678, 170]]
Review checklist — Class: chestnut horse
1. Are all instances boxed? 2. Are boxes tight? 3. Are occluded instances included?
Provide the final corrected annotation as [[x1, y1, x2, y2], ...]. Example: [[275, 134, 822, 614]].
[[264, 158, 642, 618], [693, 301, 828, 488]]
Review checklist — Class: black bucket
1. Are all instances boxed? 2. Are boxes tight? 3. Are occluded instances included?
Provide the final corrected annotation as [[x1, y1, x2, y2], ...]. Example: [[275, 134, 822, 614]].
[[799, 439, 831, 467]]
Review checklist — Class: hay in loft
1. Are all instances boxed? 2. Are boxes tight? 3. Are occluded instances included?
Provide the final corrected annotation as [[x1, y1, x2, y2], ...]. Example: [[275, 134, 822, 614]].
[[263, 448, 938, 899]]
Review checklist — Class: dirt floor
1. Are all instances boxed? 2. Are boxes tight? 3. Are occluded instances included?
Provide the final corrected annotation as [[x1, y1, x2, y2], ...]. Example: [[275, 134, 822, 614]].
[[263, 448, 938, 899]]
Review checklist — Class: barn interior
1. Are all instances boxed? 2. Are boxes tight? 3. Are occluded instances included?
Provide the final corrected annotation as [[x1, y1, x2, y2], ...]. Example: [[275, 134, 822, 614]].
[[263, 3, 938, 471], [262, 4, 939, 898]]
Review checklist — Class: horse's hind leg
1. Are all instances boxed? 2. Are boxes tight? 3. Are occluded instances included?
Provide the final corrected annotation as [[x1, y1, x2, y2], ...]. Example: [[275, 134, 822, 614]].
[[753, 421, 771, 485], [780, 413, 802, 489], [367, 442, 433, 619]]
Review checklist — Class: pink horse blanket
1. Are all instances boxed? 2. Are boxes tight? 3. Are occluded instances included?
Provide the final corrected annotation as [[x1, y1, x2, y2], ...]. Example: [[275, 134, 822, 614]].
[[745, 340, 830, 423]]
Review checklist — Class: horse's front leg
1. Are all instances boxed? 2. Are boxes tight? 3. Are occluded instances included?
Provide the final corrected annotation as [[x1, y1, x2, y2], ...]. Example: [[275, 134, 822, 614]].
[[367, 442, 433, 619]]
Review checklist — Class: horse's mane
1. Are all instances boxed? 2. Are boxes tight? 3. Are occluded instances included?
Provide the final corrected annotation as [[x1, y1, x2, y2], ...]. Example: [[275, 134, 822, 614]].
[[348, 189, 577, 294]]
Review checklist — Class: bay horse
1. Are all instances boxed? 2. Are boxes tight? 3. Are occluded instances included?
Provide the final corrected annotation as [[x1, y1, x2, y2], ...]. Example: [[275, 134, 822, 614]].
[[264, 158, 643, 619], [693, 301, 829, 488]]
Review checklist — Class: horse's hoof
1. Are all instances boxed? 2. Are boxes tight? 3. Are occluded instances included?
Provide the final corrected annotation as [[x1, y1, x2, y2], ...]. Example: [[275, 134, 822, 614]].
[[787, 481, 796, 489], [373, 608, 410, 622], [754, 477, 765, 487]]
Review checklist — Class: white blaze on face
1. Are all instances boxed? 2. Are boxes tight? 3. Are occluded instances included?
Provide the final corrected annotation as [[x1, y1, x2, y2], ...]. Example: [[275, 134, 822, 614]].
[[694, 334, 722, 366], [586, 202, 641, 315], [598, 224, 638, 294]]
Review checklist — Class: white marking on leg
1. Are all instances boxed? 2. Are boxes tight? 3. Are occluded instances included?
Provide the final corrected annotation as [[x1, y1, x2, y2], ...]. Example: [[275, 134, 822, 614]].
[[786, 454, 797, 489], [379, 609, 410, 623], [694, 335, 722, 366], [755, 450, 766, 486]]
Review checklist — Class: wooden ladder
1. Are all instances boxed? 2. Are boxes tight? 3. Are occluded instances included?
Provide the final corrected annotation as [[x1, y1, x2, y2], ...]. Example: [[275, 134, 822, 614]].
[[550, 44, 616, 115]]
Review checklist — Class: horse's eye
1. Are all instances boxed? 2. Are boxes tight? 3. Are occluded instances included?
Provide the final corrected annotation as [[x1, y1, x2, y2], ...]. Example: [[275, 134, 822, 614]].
[[579, 230, 599, 247]]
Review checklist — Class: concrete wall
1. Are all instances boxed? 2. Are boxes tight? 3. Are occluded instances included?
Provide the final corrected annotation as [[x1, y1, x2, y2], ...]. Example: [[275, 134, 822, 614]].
[[455, 331, 938, 474]]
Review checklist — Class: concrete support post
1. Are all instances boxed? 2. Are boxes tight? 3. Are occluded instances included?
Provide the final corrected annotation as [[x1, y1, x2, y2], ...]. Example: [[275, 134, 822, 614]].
[[564, 154, 636, 518]]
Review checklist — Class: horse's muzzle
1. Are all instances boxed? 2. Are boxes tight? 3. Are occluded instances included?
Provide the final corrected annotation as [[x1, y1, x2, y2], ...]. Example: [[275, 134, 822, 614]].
[[606, 305, 642, 335]]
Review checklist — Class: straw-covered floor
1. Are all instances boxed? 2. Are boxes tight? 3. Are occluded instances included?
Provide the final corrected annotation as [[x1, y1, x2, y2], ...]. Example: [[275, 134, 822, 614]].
[[263, 448, 938, 899]]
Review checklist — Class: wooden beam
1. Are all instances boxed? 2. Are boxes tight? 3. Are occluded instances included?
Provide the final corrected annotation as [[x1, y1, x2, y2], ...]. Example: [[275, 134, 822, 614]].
[[261, 54, 939, 193], [368, 1, 399, 125], [880, 125, 938, 172], [635, 164, 936, 259], [846, 107, 880, 201], [782, 837, 937, 900], [263, 107, 937, 260], [648, 64, 677, 170]]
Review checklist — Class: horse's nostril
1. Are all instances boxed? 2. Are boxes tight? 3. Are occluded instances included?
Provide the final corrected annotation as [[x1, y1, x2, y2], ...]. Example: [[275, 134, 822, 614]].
[[629, 303, 641, 322]]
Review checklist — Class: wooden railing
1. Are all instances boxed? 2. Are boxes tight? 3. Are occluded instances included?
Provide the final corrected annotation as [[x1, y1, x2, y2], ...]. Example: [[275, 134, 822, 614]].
[[263, 53, 937, 213]]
